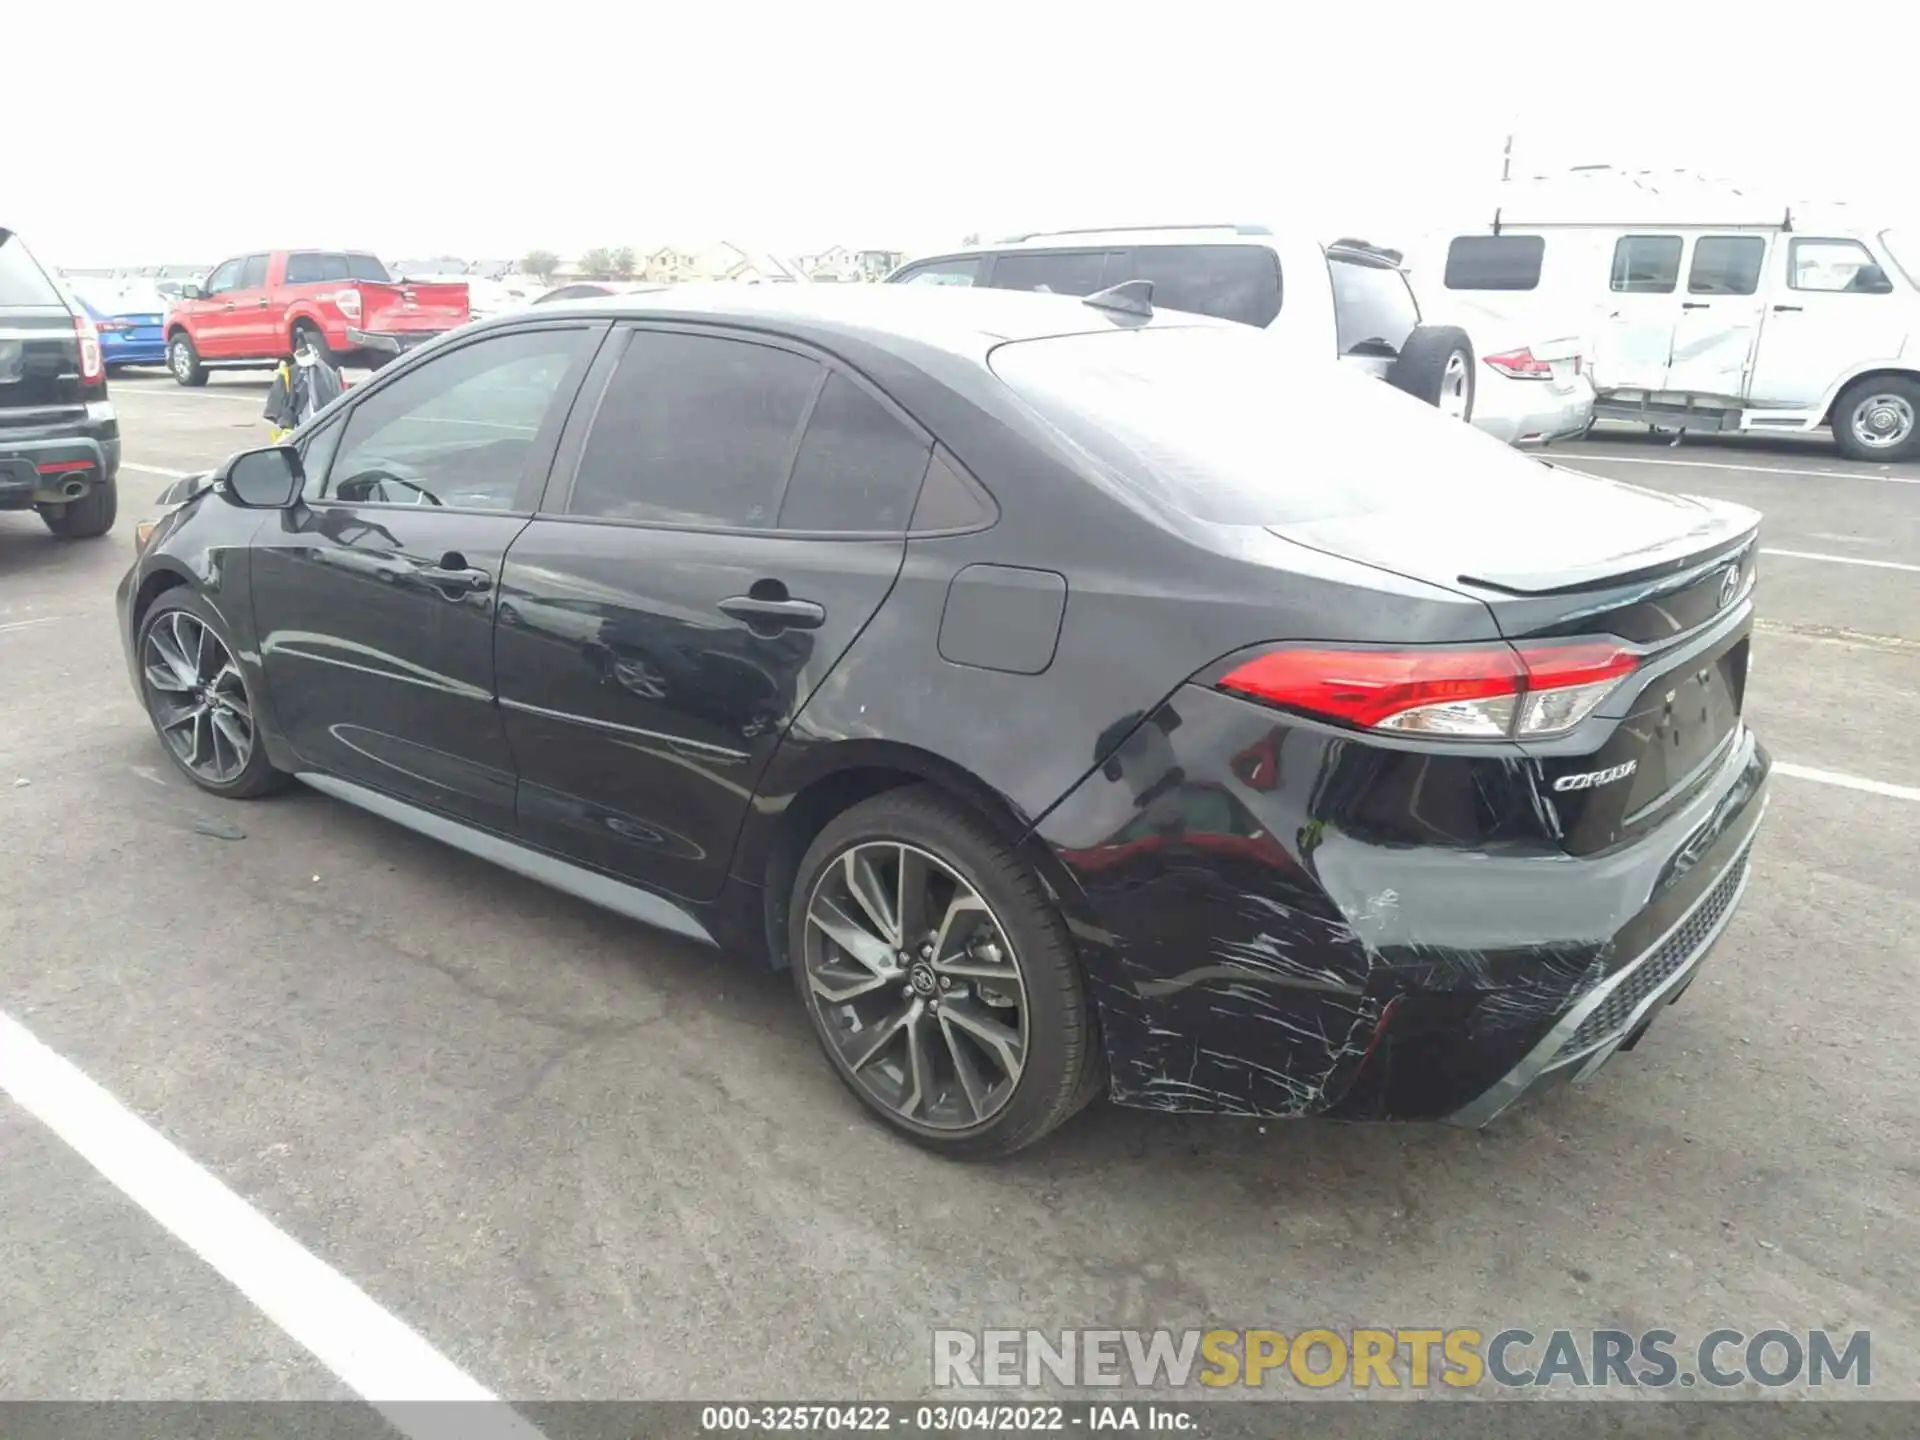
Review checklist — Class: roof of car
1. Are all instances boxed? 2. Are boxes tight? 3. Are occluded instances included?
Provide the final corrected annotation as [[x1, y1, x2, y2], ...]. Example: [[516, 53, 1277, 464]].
[[521, 280, 1228, 354]]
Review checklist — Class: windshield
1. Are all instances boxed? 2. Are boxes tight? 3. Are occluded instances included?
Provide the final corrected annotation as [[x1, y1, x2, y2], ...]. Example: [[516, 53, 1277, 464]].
[[989, 324, 1519, 527]]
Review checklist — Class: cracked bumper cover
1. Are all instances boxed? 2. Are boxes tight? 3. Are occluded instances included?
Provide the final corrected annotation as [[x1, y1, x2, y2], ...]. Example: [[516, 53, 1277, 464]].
[[1035, 683, 1771, 1124]]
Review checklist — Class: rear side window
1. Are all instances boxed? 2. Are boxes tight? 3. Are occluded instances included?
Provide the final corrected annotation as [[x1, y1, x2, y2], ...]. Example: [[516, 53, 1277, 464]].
[[895, 258, 984, 287], [989, 251, 1114, 296], [1443, 235, 1544, 291], [286, 252, 343, 283], [1329, 258, 1419, 357], [1115, 245, 1280, 327], [1611, 236, 1681, 293], [568, 330, 822, 528], [777, 373, 930, 532], [0, 231, 64, 306], [346, 253, 391, 282], [238, 254, 270, 288], [1687, 236, 1765, 295]]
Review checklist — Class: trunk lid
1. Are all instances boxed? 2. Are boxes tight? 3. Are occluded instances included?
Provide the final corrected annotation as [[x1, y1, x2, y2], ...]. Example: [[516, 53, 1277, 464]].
[[356, 280, 470, 334], [1267, 449, 1760, 855]]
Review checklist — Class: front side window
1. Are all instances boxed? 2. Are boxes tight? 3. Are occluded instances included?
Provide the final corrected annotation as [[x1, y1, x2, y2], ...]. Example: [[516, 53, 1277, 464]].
[[1687, 236, 1765, 296], [989, 251, 1114, 296], [318, 328, 588, 510], [567, 330, 822, 528], [1790, 238, 1894, 293], [202, 259, 243, 295], [1611, 236, 1682, 293], [895, 258, 985, 287], [1442, 235, 1544, 291], [1118, 245, 1280, 327], [1329, 258, 1419, 357]]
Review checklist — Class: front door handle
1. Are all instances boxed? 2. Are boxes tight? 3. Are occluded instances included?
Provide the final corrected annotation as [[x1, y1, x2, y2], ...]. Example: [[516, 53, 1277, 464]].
[[256, 299, 271, 308], [1772, 304, 1804, 312], [419, 558, 492, 595], [718, 594, 825, 630], [1681, 301, 1710, 309]]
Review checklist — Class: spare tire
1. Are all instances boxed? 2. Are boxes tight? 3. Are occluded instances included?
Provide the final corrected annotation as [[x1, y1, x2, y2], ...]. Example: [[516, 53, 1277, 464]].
[[1389, 325, 1475, 422]]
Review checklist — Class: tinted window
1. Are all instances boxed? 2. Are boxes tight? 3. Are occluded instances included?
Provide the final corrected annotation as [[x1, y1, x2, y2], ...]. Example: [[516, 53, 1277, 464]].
[[1790, 238, 1894, 293], [777, 373, 930, 532], [569, 330, 821, 528], [346, 253, 391, 282], [238, 254, 270, 289], [321, 328, 586, 510], [1442, 235, 1544, 291], [0, 231, 63, 306], [203, 259, 243, 295], [991, 325, 1509, 527], [1329, 258, 1419, 356], [1611, 236, 1681, 293], [990, 251, 1113, 296], [286, 252, 348, 283], [895, 258, 985, 287], [1117, 245, 1280, 327], [1687, 236, 1765, 295]]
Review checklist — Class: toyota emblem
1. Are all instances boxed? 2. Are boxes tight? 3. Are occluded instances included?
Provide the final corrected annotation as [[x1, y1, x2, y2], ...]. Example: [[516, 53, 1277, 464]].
[[1718, 564, 1740, 608]]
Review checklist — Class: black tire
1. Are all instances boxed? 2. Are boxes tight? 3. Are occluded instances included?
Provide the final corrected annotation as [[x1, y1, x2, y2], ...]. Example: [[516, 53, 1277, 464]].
[[291, 320, 332, 366], [135, 589, 290, 799], [789, 785, 1101, 1158], [1831, 375, 1920, 462], [1388, 325, 1476, 421], [168, 331, 208, 387], [38, 478, 118, 539]]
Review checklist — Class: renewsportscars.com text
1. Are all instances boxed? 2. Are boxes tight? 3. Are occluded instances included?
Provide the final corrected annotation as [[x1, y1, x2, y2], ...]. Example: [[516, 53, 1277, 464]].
[[932, 1327, 1872, 1391]]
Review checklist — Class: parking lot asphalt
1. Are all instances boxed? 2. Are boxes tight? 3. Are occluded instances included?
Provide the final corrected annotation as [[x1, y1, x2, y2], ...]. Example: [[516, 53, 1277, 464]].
[[1, 372, 1914, 1405]]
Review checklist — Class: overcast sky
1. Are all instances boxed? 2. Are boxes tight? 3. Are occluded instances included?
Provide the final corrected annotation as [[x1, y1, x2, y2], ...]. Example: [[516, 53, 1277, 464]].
[[13, 3, 1918, 269]]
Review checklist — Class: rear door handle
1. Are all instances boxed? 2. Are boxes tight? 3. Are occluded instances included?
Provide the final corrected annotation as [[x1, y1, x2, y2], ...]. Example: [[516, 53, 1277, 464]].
[[718, 595, 825, 630], [1772, 304, 1804, 312], [1681, 301, 1711, 309]]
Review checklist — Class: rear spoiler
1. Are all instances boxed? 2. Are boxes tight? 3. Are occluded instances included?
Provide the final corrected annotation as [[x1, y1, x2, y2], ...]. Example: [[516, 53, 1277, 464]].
[[1458, 503, 1760, 596]]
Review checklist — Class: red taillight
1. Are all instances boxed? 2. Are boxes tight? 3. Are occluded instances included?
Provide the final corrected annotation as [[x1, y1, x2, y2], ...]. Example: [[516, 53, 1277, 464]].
[[74, 313, 104, 382], [1217, 641, 1639, 740], [332, 288, 363, 322], [1484, 347, 1553, 380]]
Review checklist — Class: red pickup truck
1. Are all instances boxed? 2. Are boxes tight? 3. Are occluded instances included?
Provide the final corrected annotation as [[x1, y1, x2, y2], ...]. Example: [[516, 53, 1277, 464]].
[[164, 249, 470, 386]]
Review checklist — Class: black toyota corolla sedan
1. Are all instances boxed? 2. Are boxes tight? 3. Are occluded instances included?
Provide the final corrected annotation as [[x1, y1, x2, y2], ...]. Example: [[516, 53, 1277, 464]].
[[117, 282, 1769, 1156]]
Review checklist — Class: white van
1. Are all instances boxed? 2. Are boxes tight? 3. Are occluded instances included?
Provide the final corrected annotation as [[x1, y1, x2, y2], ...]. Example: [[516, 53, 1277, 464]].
[[1435, 179, 1920, 460]]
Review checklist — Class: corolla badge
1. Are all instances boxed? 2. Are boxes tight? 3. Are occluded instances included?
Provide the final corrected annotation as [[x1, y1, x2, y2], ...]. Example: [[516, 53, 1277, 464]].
[[1719, 563, 1741, 608], [1553, 760, 1639, 792]]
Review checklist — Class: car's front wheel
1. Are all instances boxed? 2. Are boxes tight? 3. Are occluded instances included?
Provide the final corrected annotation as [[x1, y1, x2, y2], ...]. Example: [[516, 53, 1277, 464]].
[[136, 590, 288, 798], [790, 786, 1101, 1158], [1833, 375, 1920, 461]]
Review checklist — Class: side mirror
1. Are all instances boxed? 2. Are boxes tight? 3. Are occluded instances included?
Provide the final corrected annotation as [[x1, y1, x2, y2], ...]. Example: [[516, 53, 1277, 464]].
[[218, 445, 304, 509], [180, 282, 207, 300]]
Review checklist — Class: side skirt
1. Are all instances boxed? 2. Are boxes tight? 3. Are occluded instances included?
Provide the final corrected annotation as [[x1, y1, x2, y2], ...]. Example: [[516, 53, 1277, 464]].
[[296, 772, 718, 947]]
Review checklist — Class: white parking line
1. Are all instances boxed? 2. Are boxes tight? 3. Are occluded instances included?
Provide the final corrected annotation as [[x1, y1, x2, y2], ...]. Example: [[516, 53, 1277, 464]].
[[0, 1007, 543, 1438], [1776, 763, 1920, 803], [0, 616, 65, 635], [1761, 547, 1920, 574], [123, 463, 193, 478], [1562, 452, 1920, 486]]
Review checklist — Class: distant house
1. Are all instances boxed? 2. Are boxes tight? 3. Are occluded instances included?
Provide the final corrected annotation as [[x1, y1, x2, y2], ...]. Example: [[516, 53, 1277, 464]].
[[796, 245, 904, 283], [643, 246, 701, 282]]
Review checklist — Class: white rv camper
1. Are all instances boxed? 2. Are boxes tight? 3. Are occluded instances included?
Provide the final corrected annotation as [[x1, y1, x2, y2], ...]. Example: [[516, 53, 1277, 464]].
[[1433, 169, 1920, 461]]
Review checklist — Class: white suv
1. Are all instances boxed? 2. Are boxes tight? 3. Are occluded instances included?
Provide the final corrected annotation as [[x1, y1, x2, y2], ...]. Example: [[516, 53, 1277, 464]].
[[888, 224, 1594, 447]]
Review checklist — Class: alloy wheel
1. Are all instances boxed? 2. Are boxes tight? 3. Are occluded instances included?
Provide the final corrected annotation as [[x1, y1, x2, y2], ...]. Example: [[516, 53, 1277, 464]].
[[171, 340, 193, 382], [803, 841, 1029, 1130], [142, 610, 255, 784], [1849, 392, 1915, 450]]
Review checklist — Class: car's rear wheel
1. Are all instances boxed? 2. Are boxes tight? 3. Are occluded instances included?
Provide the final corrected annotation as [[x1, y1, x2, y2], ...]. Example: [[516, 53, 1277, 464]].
[[136, 591, 288, 798], [1388, 325, 1476, 421], [1833, 375, 1920, 461], [790, 787, 1100, 1158], [37, 478, 117, 539], [168, 332, 207, 387]]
